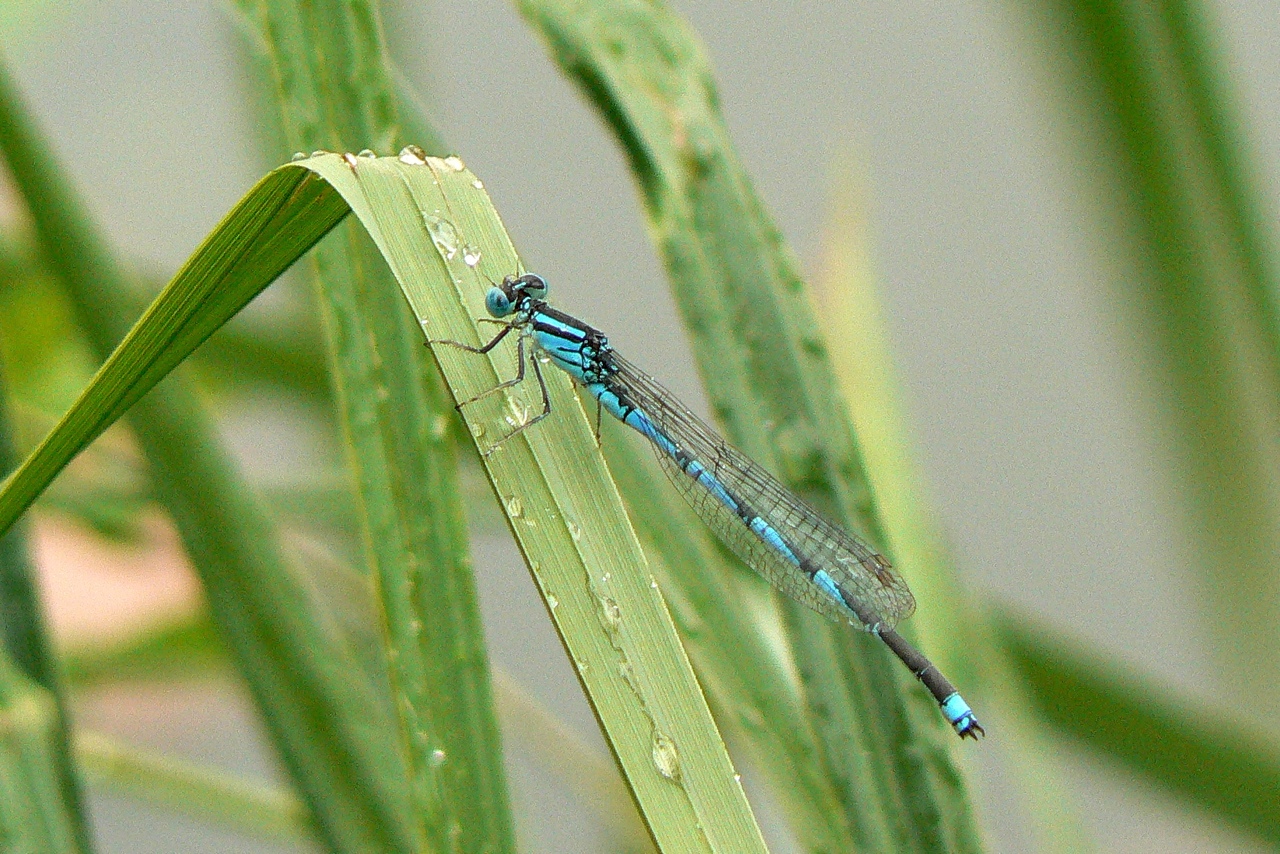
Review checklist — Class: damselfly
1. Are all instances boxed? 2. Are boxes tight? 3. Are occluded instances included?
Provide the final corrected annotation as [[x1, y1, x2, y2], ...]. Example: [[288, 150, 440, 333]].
[[438, 273, 982, 739]]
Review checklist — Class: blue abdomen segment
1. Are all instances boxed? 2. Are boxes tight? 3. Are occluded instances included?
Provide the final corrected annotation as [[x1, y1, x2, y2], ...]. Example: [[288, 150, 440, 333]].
[[584, 379, 870, 627], [812, 569, 851, 613], [616, 403, 817, 575], [941, 693, 980, 737]]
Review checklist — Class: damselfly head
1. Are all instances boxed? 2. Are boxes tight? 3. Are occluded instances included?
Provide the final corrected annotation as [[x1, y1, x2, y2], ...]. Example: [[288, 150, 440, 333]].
[[488, 273, 549, 318]]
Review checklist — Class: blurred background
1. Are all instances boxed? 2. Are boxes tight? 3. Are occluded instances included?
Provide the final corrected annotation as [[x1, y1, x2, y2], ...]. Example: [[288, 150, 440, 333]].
[[1, 0, 1277, 851]]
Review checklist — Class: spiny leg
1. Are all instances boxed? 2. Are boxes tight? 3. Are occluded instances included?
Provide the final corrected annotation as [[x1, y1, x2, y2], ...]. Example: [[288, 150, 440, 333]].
[[429, 323, 532, 409], [429, 317, 516, 355], [481, 349, 553, 455], [428, 318, 554, 454]]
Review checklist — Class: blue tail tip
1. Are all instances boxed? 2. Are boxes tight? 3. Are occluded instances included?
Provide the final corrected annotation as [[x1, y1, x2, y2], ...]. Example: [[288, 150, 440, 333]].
[[941, 693, 985, 740]]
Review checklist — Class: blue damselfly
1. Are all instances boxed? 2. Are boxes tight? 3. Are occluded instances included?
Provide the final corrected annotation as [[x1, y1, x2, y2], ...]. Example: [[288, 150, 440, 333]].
[[439, 273, 982, 739]]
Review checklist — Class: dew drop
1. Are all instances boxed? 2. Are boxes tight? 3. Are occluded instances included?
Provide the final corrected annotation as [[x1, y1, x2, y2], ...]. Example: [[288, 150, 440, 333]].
[[423, 214, 460, 259], [505, 495, 523, 518], [357, 148, 376, 158], [290, 151, 308, 161], [652, 732, 681, 781], [472, 178, 484, 189], [441, 155, 465, 172], [567, 521, 583, 542], [462, 245, 482, 267], [504, 396, 531, 429], [342, 152, 359, 169], [546, 593, 559, 611], [310, 150, 328, 158], [599, 595, 621, 631], [398, 144, 428, 165], [429, 748, 447, 767]]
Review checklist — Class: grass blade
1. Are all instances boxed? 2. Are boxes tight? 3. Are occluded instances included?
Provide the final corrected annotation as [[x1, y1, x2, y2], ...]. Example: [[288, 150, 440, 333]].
[[238, 0, 516, 846], [0, 360, 89, 852], [0, 163, 347, 531], [298, 150, 770, 852], [995, 606, 1280, 848], [1019, 0, 1280, 707], [0, 653, 80, 854], [74, 731, 313, 844], [0, 127, 412, 850], [815, 162, 1092, 853]]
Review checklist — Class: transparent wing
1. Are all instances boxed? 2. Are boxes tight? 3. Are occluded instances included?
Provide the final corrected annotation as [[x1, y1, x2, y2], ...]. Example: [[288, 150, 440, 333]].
[[607, 352, 915, 629]]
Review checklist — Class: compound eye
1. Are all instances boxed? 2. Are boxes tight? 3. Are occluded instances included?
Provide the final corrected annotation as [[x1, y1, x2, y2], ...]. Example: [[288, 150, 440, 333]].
[[521, 274, 548, 300], [485, 287, 513, 317]]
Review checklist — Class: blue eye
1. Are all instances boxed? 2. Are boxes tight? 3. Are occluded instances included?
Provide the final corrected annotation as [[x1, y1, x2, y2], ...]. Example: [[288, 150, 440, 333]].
[[485, 287, 512, 317]]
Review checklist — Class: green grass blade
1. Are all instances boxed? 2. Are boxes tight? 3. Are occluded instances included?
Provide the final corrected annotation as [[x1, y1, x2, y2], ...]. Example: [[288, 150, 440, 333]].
[[491, 670, 654, 853], [0, 363, 90, 850], [0, 132, 412, 851], [298, 150, 769, 853], [995, 606, 1280, 848], [0, 653, 81, 854], [0, 161, 347, 531], [239, 1, 516, 847], [816, 163, 1093, 853], [1019, 0, 1280, 704], [518, 2, 981, 849], [602, 417, 863, 852], [307, 215, 511, 854], [0, 362, 90, 853], [75, 731, 313, 844]]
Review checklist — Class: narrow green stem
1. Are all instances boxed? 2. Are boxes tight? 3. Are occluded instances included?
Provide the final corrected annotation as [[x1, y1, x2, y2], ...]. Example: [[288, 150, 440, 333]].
[[75, 731, 313, 843]]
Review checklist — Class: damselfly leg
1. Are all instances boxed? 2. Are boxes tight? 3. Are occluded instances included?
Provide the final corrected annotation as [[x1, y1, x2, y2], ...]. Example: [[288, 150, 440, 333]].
[[429, 322, 553, 452]]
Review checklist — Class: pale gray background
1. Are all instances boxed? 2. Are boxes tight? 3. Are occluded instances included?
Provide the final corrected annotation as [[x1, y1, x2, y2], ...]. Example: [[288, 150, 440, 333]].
[[6, 0, 1278, 851]]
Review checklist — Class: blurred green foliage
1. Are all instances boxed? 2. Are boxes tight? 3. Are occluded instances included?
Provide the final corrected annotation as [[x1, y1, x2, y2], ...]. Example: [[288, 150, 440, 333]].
[[0, 0, 1276, 852]]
